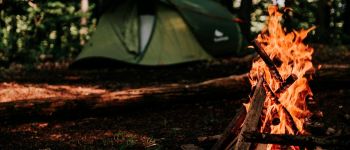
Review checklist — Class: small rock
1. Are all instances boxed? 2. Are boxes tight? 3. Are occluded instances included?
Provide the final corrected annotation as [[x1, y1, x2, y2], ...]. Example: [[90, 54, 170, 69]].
[[180, 144, 203, 150], [326, 127, 336, 135], [314, 111, 324, 118], [172, 128, 182, 131], [345, 114, 350, 120], [315, 146, 323, 150], [313, 122, 325, 128], [104, 131, 114, 137], [335, 129, 343, 136]]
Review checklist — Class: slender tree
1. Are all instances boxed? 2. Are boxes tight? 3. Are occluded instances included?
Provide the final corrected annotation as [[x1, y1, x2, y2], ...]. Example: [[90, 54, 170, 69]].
[[238, 0, 253, 41], [316, 0, 331, 42], [80, 0, 89, 45], [344, 0, 350, 35]]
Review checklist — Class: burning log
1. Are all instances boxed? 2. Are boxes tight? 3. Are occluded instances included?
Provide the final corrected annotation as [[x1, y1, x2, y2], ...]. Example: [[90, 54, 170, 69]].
[[262, 78, 300, 134], [254, 39, 301, 135], [252, 40, 283, 83], [274, 74, 298, 96], [212, 77, 266, 150], [263, 74, 298, 104], [234, 77, 266, 150], [211, 106, 246, 150], [242, 131, 350, 148]]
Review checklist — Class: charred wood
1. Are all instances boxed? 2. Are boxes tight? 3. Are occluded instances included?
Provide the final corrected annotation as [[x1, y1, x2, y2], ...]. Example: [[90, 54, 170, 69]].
[[211, 106, 246, 150], [274, 74, 298, 96], [253, 40, 283, 83], [242, 131, 350, 148], [234, 77, 266, 150], [262, 79, 300, 134]]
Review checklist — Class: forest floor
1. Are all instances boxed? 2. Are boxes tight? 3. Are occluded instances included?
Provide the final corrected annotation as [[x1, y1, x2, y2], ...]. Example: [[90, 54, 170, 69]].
[[0, 44, 349, 149]]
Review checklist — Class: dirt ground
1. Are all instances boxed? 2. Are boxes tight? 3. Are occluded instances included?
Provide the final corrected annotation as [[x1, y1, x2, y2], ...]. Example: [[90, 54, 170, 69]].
[[0, 45, 349, 149]]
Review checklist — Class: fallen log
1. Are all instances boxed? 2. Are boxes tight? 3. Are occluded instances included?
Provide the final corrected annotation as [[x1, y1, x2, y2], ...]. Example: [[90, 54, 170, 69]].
[[242, 131, 350, 148], [311, 64, 350, 89], [234, 77, 266, 150], [0, 74, 249, 121], [0, 64, 348, 121]]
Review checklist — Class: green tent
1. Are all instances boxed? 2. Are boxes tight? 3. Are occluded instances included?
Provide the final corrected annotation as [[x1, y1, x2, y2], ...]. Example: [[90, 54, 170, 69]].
[[71, 0, 244, 67]]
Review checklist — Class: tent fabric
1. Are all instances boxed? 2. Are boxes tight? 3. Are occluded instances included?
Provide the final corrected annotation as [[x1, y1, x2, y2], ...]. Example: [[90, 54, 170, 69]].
[[72, 0, 244, 67], [139, 4, 212, 65], [169, 0, 243, 56]]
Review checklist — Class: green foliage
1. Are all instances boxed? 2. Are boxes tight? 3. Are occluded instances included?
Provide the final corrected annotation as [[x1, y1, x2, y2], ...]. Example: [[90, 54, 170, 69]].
[[250, 0, 347, 45], [0, 0, 96, 68], [0, 0, 349, 68]]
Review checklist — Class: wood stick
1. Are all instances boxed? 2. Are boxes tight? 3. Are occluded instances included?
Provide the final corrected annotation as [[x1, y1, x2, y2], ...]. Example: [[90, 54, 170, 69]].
[[225, 137, 238, 150], [275, 74, 298, 96], [211, 106, 246, 150], [242, 132, 350, 148], [235, 77, 266, 150], [262, 79, 300, 134], [253, 40, 283, 83]]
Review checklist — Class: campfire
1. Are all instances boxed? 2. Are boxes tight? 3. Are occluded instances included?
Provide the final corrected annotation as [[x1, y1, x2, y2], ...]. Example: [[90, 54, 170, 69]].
[[212, 5, 324, 150], [247, 5, 315, 149]]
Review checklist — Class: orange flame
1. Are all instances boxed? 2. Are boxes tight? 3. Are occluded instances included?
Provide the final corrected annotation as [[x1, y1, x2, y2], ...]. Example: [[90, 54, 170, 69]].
[[248, 6, 315, 150]]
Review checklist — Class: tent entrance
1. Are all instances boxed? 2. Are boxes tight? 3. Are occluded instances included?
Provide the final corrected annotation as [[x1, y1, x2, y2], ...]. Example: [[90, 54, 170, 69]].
[[139, 15, 155, 54], [138, 0, 156, 54]]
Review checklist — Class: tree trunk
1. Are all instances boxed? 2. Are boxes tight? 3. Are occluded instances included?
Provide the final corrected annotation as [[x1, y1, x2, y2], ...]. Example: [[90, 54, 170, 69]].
[[0, 64, 348, 121], [343, 0, 350, 35], [283, 0, 294, 33], [316, 0, 331, 42], [80, 0, 89, 45], [0, 74, 249, 121], [238, 0, 253, 41], [81, 0, 89, 26]]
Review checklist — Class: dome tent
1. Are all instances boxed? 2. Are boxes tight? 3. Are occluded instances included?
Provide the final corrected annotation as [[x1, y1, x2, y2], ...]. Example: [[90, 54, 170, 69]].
[[71, 0, 244, 68]]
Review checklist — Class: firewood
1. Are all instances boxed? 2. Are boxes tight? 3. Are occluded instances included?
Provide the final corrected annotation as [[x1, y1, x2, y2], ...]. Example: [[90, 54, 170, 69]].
[[262, 79, 300, 134], [253, 40, 283, 83], [234, 77, 266, 150], [211, 106, 246, 150], [242, 131, 350, 148], [274, 74, 298, 96]]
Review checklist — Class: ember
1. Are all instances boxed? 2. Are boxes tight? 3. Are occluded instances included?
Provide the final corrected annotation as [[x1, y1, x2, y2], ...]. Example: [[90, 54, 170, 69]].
[[247, 5, 316, 150]]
